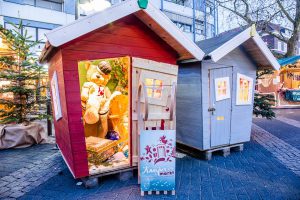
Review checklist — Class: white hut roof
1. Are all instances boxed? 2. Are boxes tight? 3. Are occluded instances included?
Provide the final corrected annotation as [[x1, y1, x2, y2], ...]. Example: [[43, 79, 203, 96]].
[[197, 26, 280, 70]]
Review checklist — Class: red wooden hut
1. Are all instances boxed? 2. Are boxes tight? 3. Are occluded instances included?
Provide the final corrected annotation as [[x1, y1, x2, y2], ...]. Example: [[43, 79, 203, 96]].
[[39, 0, 204, 179]]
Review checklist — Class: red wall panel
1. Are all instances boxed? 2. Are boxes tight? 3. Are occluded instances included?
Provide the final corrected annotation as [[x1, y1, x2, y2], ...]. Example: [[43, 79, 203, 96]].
[[48, 50, 75, 175]]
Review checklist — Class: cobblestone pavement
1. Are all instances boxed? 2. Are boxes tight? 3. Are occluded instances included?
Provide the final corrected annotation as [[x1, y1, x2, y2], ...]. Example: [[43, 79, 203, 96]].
[[0, 144, 57, 178], [252, 124, 300, 176], [274, 109, 300, 122], [14, 140, 300, 200], [276, 116, 300, 128], [253, 116, 300, 150], [0, 145, 65, 199], [1, 110, 300, 200]]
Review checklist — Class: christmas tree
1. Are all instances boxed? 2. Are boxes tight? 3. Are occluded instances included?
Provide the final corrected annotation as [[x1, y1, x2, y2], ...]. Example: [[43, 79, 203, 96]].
[[0, 22, 47, 124], [253, 69, 276, 119]]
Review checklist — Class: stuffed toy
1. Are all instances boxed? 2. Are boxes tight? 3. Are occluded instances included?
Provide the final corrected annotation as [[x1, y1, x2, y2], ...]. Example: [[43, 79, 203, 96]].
[[81, 61, 120, 138]]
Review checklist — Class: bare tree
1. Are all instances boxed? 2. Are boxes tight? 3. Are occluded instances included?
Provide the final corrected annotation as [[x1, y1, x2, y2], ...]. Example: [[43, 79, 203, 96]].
[[217, 0, 300, 57]]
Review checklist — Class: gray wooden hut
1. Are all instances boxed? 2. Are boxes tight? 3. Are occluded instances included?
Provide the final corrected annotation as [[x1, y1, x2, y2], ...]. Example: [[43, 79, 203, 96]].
[[177, 26, 280, 158]]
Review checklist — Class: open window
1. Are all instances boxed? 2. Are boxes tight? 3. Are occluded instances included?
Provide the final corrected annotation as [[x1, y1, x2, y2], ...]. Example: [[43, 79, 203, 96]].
[[78, 56, 130, 175]]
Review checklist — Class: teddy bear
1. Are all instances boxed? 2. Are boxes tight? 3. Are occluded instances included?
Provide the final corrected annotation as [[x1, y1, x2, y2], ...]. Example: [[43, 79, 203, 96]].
[[81, 61, 120, 138]]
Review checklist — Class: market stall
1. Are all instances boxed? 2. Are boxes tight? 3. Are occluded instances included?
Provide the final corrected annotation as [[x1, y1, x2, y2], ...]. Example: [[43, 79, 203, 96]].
[[39, 0, 204, 186], [280, 67, 300, 102], [177, 26, 280, 159], [257, 56, 300, 107]]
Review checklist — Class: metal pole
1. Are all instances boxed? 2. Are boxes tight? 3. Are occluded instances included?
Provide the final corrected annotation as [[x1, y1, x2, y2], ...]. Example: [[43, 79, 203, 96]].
[[161, 0, 164, 11], [75, 0, 79, 20], [47, 99, 52, 136], [192, 0, 196, 42], [204, 0, 207, 39], [214, 0, 216, 36], [216, 1, 219, 34]]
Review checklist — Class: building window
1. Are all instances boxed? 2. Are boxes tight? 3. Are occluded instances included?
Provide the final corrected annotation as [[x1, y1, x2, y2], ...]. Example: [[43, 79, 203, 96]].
[[4, 23, 50, 45], [4, 23, 20, 33], [23, 26, 37, 41], [166, 0, 192, 8], [283, 43, 287, 52], [174, 21, 192, 33], [38, 28, 50, 42], [206, 6, 213, 15], [36, 0, 63, 11], [23, 0, 35, 6], [16, 0, 63, 11]]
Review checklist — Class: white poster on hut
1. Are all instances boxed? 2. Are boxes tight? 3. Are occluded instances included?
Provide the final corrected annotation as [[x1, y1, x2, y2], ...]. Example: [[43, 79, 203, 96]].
[[51, 71, 62, 121], [215, 77, 230, 101], [236, 73, 253, 105]]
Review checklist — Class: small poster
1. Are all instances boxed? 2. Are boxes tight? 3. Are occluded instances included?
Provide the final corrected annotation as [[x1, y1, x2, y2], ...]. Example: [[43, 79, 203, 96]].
[[140, 130, 176, 192], [215, 77, 230, 101], [51, 71, 62, 121], [236, 73, 253, 105]]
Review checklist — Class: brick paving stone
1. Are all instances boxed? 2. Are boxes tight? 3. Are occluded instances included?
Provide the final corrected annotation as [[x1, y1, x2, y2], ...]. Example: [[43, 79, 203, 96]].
[[252, 124, 300, 176], [276, 116, 300, 128], [0, 148, 65, 200], [17, 138, 300, 200], [1, 122, 300, 199]]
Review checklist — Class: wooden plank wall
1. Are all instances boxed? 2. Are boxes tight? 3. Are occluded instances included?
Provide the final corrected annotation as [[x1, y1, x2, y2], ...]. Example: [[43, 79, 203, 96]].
[[177, 62, 203, 149], [60, 15, 178, 178], [48, 50, 75, 175]]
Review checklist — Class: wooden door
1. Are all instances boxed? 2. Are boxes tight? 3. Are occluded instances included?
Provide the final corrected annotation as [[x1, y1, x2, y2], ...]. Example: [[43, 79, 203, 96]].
[[131, 57, 178, 166], [209, 67, 233, 147]]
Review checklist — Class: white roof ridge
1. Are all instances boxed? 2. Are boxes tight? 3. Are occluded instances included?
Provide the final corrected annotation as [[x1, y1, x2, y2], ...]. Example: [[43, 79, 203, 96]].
[[208, 26, 280, 70]]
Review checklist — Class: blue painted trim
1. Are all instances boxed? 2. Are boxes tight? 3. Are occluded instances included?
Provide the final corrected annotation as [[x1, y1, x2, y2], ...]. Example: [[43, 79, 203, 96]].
[[4, 16, 60, 29], [278, 55, 300, 66], [161, 0, 163, 11]]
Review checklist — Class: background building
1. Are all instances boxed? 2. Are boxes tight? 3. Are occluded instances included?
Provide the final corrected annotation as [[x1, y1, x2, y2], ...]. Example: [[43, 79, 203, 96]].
[[0, 0, 76, 55], [0, 0, 218, 55], [257, 22, 300, 56]]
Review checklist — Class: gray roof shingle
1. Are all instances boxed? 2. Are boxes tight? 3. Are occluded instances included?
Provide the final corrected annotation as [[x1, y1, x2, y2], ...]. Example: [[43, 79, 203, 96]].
[[196, 27, 247, 54]]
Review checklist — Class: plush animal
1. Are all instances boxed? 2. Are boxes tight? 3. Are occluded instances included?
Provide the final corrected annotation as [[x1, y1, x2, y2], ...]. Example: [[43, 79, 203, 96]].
[[81, 61, 120, 138]]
